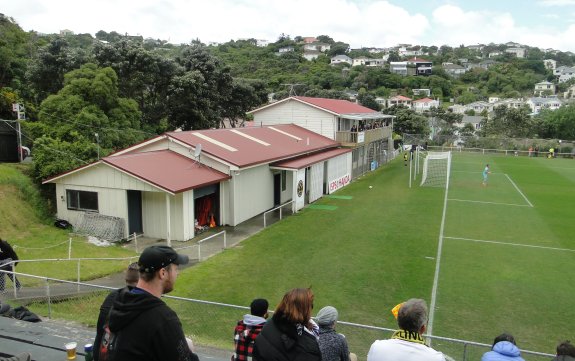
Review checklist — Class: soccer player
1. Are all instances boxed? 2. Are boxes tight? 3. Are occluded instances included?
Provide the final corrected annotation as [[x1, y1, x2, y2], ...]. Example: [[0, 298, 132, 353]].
[[482, 164, 490, 186]]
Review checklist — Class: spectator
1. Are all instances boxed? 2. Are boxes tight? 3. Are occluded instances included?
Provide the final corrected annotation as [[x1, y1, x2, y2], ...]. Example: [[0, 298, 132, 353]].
[[315, 306, 354, 361], [253, 288, 321, 361], [94, 262, 140, 361], [481, 333, 525, 361], [96, 245, 198, 361], [0, 238, 21, 291], [552, 340, 575, 361], [233, 298, 269, 361], [367, 299, 445, 361]]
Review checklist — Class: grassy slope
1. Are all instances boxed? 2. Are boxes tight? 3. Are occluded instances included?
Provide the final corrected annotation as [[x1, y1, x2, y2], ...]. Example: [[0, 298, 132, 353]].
[[0, 164, 135, 281]]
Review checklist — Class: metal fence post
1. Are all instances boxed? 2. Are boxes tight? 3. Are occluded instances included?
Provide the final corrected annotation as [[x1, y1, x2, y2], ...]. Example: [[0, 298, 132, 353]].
[[134, 232, 138, 253], [198, 243, 201, 261], [463, 342, 468, 361], [68, 237, 72, 259], [45, 278, 52, 319], [223, 231, 227, 249], [12, 264, 18, 298], [77, 259, 81, 292]]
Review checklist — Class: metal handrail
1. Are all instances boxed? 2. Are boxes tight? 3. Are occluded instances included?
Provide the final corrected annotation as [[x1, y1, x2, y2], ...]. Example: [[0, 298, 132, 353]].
[[263, 200, 294, 227]]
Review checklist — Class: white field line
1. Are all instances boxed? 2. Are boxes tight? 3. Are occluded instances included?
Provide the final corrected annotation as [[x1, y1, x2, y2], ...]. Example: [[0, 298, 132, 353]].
[[427, 176, 450, 338], [444, 236, 575, 253], [448, 198, 531, 207], [505, 173, 534, 207]]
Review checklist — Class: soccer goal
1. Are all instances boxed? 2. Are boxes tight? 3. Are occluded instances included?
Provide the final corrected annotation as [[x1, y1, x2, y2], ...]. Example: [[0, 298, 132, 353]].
[[420, 151, 452, 188]]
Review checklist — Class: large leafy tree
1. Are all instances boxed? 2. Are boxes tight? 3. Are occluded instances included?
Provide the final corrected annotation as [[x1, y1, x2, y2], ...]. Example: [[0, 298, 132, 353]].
[[167, 45, 234, 130], [480, 105, 533, 138], [93, 40, 178, 131], [26, 37, 88, 103], [384, 105, 429, 136], [533, 105, 575, 140], [30, 63, 144, 179], [0, 14, 29, 89]]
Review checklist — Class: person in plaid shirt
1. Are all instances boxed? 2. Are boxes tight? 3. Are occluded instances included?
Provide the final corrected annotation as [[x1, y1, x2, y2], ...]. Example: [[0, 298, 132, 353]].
[[233, 299, 269, 361]]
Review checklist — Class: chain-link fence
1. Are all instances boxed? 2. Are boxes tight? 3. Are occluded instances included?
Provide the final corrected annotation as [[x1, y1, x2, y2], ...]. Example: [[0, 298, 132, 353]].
[[403, 134, 575, 158], [0, 270, 554, 361]]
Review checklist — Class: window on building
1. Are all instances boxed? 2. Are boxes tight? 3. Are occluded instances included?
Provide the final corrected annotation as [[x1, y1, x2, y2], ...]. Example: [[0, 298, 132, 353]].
[[66, 190, 99, 212], [281, 171, 287, 191]]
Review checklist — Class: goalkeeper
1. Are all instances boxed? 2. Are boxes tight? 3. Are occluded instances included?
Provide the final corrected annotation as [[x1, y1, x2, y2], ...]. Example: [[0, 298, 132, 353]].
[[482, 164, 490, 186]]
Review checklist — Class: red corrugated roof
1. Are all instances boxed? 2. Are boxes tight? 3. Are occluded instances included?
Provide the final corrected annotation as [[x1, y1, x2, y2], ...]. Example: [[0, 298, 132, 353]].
[[294, 96, 379, 114], [167, 124, 340, 168], [103, 150, 230, 194], [408, 57, 431, 63], [413, 97, 435, 103], [391, 95, 412, 101], [271, 148, 351, 170]]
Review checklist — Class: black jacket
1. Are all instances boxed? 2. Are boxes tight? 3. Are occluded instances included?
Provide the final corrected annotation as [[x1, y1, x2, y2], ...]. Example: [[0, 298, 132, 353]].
[[253, 313, 321, 361], [0, 240, 18, 269], [99, 287, 198, 361]]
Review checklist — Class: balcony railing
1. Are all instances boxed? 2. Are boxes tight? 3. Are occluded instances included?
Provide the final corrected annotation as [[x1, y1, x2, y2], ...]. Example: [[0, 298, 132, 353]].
[[336, 126, 392, 146]]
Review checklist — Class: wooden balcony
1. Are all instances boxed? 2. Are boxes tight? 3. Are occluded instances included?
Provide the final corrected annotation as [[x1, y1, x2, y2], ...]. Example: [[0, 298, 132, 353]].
[[336, 126, 392, 147]]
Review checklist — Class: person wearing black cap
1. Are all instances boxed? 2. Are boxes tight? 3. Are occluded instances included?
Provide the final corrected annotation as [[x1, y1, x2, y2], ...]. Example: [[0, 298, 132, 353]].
[[96, 245, 198, 361]]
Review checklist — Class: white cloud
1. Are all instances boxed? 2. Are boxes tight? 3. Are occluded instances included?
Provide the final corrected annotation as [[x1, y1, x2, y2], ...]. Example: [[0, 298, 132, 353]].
[[538, 0, 575, 6]]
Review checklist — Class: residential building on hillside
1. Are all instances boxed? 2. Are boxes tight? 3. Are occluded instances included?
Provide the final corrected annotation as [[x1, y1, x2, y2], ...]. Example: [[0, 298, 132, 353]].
[[443, 63, 466, 77], [247, 96, 395, 179], [534, 81, 556, 96], [564, 84, 575, 99], [413, 97, 439, 112], [352, 57, 385, 67], [390, 61, 408, 75], [412, 89, 431, 97], [387, 95, 412, 108], [278, 46, 294, 54], [555, 66, 575, 83], [303, 50, 321, 61], [302, 37, 317, 43], [407, 57, 432, 76], [505, 47, 526, 58], [544, 59, 557, 70], [398, 47, 423, 57], [330, 55, 352, 65], [304, 42, 331, 52], [526, 97, 562, 114], [43, 125, 352, 241]]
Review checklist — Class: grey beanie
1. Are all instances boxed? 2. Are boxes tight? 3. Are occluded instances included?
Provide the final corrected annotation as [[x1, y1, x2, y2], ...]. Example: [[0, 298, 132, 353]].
[[315, 306, 338, 326]]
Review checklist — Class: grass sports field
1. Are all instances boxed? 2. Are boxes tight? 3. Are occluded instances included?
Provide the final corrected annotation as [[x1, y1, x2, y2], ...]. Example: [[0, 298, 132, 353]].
[[26, 153, 574, 359], [168, 151, 574, 358]]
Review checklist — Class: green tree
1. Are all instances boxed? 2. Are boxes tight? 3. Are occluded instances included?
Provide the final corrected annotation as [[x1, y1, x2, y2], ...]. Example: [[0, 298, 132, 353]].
[[0, 14, 30, 88], [31, 63, 144, 179], [481, 105, 533, 137], [533, 105, 575, 140], [384, 105, 429, 136]]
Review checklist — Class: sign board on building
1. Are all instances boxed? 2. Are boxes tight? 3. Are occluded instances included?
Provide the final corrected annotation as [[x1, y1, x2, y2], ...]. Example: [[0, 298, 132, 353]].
[[328, 174, 351, 194], [357, 132, 365, 143]]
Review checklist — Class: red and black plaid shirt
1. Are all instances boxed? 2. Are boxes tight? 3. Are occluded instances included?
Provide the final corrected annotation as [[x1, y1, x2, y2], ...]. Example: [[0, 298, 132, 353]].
[[233, 320, 265, 361]]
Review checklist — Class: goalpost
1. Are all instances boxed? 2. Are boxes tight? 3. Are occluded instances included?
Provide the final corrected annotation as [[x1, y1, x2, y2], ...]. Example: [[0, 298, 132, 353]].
[[420, 151, 452, 189]]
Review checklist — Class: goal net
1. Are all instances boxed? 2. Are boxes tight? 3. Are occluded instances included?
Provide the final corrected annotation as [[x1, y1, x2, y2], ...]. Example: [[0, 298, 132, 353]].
[[420, 151, 451, 188], [74, 212, 126, 242]]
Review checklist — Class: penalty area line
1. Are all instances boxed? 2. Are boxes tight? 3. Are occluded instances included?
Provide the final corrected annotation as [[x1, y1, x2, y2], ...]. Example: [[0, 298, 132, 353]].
[[505, 174, 533, 208], [444, 236, 575, 253], [448, 198, 531, 207]]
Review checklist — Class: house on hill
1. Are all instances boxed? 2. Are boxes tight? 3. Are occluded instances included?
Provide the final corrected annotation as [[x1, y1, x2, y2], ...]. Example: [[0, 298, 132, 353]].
[[413, 98, 440, 112], [247, 96, 394, 179], [43, 125, 352, 242], [407, 57, 432, 76], [534, 81, 556, 96]]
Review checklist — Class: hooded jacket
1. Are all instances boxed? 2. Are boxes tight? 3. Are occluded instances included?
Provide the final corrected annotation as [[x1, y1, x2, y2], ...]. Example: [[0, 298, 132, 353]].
[[100, 287, 198, 361], [253, 313, 321, 361], [481, 341, 525, 361], [233, 314, 267, 361]]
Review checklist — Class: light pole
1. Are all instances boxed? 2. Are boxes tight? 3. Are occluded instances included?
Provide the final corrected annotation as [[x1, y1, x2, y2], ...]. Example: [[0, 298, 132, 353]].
[[95, 133, 100, 160]]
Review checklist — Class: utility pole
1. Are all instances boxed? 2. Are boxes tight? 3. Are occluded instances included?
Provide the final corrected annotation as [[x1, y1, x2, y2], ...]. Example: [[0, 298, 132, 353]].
[[282, 83, 303, 96], [95, 133, 100, 160]]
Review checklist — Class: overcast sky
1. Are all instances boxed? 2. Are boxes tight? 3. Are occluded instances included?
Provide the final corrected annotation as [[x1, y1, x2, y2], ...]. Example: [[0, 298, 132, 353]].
[[4, 0, 575, 52]]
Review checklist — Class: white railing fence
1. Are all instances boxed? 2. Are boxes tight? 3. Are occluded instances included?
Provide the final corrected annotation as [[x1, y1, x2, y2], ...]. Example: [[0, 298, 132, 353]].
[[0, 269, 555, 361]]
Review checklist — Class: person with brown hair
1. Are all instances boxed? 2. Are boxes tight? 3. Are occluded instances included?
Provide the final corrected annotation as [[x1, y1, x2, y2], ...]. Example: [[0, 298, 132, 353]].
[[552, 340, 575, 361], [253, 288, 321, 361]]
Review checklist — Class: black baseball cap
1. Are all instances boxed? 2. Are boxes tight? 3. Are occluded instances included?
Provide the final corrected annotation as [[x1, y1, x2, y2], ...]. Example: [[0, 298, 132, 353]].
[[138, 245, 189, 273]]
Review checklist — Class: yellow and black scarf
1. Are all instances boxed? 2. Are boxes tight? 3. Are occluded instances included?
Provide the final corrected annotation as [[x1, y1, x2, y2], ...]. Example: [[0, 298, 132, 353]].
[[391, 330, 426, 345]]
